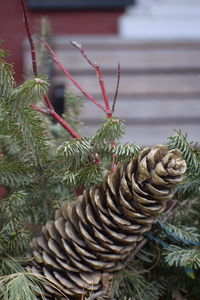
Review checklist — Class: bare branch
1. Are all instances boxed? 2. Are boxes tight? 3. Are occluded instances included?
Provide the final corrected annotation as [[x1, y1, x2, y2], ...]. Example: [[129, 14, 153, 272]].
[[32, 106, 81, 139], [39, 37, 108, 114], [112, 62, 120, 113], [70, 40, 112, 118], [20, 0, 38, 77]]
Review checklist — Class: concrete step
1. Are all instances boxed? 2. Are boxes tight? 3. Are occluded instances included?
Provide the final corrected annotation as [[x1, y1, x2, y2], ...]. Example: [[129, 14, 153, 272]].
[[79, 98, 200, 146], [55, 73, 200, 99], [55, 37, 200, 70], [81, 123, 199, 147], [52, 36, 200, 99]]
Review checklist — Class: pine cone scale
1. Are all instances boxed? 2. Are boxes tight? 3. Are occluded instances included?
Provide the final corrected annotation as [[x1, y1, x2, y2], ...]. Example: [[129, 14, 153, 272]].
[[29, 145, 186, 298]]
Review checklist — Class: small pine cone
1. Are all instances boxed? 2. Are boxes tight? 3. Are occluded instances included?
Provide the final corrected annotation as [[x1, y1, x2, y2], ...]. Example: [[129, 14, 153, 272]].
[[28, 145, 186, 299]]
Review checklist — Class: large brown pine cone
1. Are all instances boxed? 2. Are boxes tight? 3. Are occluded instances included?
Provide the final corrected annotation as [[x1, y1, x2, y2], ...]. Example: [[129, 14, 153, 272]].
[[28, 145, 186, 299]]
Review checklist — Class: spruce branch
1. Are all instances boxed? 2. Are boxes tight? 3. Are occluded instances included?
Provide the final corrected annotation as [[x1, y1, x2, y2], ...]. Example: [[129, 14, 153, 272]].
[[0, 255, 24, 276], [10, 77, 49, 107], [61, 171, 77, 187], [0, 272, 49, 300], [0, 58, 14, 99], [57, 139, 93, 170], [0, 191, 31, 256], [92, 117, 125, 144], [0, 160, 32, 188], [112, 143, 141, 163], [175, 178, 200, 199], [164, 246, 200, 270], [69, 41, 122, 169], [157, 221, 200, 246], [168, 130, 199, 174]]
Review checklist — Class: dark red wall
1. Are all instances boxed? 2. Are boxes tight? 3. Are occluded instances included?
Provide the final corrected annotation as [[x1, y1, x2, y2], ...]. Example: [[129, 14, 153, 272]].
[[0, 0, 123, 83]]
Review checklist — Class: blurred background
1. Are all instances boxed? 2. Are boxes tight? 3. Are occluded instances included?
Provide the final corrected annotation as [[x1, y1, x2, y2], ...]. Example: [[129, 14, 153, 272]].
[[1, 0, 200, 146]]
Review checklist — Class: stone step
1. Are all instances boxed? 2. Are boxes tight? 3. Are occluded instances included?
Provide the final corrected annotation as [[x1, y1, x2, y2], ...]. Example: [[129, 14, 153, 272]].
[[55, 73, 200, 99], [52, 36, 200, 98], [78, 98, 200, 146], [55, 38, 200, 70], [81, 123, 199, 147], [79, 98, 200, 120]]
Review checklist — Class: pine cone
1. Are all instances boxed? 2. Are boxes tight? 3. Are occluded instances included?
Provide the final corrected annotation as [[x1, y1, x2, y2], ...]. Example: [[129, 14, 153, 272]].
[[28, 145, 186, 299]]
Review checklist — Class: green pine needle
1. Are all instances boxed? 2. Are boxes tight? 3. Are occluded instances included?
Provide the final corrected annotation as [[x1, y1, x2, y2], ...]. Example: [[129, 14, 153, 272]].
[[175, 178, 200, 199], [164, 245, 200, 270], [57, 138, 93, 169], [113, 143, 141, 162], [0, 272, 46, 300], [0, 57, 14, 99], [92, 117, 125, 144], [77, 162, 104, 187], [112, 268, 166, 300], [0, 160, 33, 188], [10, 77, 49, 107], [168, 130, 199, 174], [163, 223, 200, 243], [0, 191, 31, 256]]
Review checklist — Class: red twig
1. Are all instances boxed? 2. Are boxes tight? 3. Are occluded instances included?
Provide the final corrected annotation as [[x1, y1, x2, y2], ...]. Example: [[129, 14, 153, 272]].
[[20, 1, 82, 139], [32, 105, 51, 115], [20, 0, 38, 77], [112, 62, 120, 113], [71, 41, 112, 118], [51, 111, 81, 139], [39, 37, 108, 114], [33, 105, 81, 139], [44, 95, 54, 110], [96, 64, 112, 118]]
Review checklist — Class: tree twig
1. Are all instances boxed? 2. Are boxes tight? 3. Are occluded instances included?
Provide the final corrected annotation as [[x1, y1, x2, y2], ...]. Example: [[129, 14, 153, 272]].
[[20, 0, 38, 77], [20, 1, 82, 139], [33, 105, 81, 139], [51, 110, 81, 139], [70, 41, 112, 118], [39, 37, 108, 114], [112, 62, 120, 113]]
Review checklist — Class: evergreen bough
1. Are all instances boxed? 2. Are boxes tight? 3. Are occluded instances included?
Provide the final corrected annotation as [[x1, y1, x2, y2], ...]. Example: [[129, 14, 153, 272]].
[[0, 4, 200, 298]]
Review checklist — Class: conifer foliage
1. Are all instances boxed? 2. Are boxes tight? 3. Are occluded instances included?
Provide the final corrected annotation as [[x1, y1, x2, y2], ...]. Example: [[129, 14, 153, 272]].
[[0, 2, 200, 298], [28, 145, 186, 299], [0, 43, 141, 299]]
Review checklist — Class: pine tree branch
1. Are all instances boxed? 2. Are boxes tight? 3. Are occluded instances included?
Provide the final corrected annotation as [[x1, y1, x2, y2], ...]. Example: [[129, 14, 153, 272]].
[[0, 57, 14, 98]]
